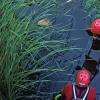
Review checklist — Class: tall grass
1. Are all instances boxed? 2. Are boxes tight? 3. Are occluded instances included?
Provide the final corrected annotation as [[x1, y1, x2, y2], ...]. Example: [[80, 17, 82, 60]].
[[0, 0, 80, 99], [84, 0, 100, 18]]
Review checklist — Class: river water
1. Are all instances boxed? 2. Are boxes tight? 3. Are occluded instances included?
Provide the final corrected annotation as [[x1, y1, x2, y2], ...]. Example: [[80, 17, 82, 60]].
[[17, 0, 100, 100], [36, 0, 100, 100]]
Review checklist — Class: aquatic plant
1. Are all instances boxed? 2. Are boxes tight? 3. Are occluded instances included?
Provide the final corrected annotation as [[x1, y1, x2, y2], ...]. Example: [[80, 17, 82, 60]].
[[84, 0, 100, 18], [0, 0, 80, 99]]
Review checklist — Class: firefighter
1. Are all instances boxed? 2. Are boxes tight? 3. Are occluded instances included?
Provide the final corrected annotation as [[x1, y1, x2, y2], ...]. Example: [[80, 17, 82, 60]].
[[54, 69, 96, 100], [87, 18, 100, 50], [63, 69, 96, 100]]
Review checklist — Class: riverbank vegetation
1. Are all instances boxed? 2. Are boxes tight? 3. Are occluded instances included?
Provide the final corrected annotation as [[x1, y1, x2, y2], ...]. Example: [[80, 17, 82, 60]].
[[0, 0, 80, 99], [84, 0, 100, 18]]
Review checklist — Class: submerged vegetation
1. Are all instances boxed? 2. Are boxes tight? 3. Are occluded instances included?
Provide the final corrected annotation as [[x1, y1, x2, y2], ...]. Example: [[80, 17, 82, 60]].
[[84, 0, 100, 18], [0, 0, 80, 100]]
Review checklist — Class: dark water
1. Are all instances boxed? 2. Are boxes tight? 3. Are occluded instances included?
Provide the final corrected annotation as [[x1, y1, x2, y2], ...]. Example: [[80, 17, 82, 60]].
[[38, 0, 100, 100], [12, 0, 100, 100]]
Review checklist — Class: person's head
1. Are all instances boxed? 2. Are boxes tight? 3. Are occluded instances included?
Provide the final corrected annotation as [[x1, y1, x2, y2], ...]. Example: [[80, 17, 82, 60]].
[[90, 18, 100, 37], [76, 69, 91, 87]]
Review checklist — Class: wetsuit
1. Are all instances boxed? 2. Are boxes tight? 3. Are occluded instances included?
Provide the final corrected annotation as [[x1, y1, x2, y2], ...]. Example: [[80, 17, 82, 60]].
[[63, 83, 96, 100]]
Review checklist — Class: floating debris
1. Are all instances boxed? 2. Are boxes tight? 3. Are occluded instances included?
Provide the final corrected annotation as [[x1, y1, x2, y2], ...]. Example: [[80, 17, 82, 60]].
[[37, 18, 50, 27]]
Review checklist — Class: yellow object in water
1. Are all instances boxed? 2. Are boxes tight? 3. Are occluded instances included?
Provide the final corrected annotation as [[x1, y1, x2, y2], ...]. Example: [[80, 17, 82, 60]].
[[37, 18, 50, 27]]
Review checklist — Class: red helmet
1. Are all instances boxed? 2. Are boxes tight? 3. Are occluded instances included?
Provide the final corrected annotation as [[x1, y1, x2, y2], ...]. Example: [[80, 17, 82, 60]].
[[76, 69, 91, 87], [90, 19, 100, 36]]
